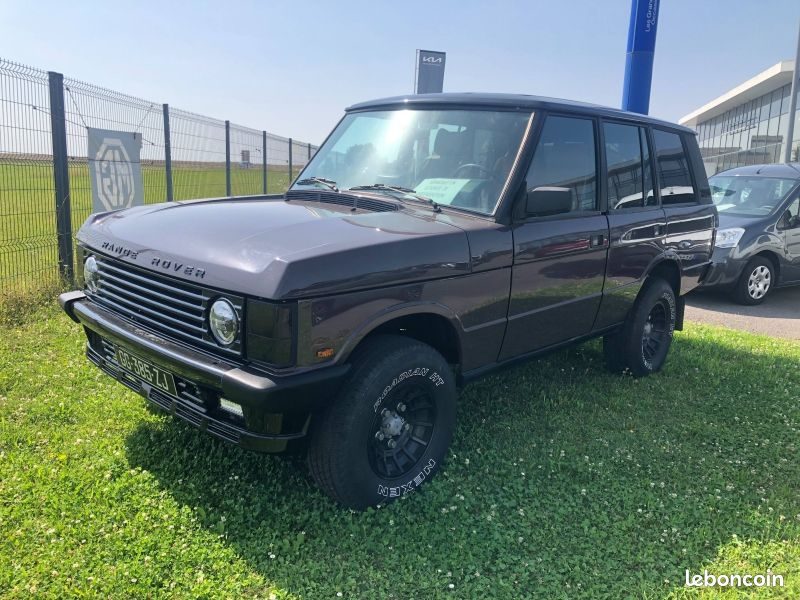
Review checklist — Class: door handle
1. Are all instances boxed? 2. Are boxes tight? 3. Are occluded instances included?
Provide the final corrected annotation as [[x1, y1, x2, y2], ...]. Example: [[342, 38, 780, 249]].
[[590, 234, 606, 247], [654, 224, 666, 236]]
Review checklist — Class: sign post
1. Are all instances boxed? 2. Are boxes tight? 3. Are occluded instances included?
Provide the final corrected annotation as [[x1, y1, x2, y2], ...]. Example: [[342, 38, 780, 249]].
[[415, 50, 446, 94], [621, 0, 659, 114], [783, 18, 800, 163]]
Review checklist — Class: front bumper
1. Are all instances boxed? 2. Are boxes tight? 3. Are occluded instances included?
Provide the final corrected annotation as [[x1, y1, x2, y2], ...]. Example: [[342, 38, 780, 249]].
[[697, 247, 747, 291], [59, 291, 350, 453]]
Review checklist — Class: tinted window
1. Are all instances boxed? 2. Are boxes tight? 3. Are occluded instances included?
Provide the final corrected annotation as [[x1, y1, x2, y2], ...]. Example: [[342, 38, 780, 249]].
[[524, 116, 597, 216], [604, 123, 656, 210], [653, 129, 696, 205]]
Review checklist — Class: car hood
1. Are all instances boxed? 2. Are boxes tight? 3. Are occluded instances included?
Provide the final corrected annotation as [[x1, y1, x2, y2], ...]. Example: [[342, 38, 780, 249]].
[[716, 212, 766, 230], [77, 197, 472, 299]]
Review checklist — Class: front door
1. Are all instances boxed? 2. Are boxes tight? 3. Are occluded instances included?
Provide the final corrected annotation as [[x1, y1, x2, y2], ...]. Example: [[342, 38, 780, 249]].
[[500, 115, 609, 360], [780, 197, 800, 282]]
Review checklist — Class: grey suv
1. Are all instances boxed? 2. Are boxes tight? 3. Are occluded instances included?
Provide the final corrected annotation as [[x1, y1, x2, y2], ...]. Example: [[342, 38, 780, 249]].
[[60, 94, 716, 509]]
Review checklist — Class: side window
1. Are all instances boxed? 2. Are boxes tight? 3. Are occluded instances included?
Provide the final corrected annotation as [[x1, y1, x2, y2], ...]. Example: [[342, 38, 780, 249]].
[[523, 116, 597, 218], [782, 198, 800, 229], [604, 123, 656, 210], [653, 129, 697, 205]]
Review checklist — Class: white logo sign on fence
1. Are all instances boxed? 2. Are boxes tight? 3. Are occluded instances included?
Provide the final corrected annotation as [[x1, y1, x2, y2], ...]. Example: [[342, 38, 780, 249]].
[[88, 128, 143, 213]]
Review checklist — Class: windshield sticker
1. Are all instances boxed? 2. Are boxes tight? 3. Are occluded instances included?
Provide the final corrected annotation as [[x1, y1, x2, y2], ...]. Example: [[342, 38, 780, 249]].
[[415, 178, 472, 205]]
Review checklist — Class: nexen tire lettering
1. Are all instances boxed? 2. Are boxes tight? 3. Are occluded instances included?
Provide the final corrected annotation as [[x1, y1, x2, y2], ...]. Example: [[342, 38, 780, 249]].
[[377, 458, 436, 498]]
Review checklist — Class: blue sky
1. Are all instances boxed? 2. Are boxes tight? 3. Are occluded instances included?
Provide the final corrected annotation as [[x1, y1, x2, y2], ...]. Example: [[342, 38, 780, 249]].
[[1, 1, 798, 144]]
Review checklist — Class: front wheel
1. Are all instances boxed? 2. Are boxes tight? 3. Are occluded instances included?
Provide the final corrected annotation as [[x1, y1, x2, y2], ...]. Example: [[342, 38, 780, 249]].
[[604, 278, 677, 377], [734, 257, 774, 305], [307, 335, 456, 510]]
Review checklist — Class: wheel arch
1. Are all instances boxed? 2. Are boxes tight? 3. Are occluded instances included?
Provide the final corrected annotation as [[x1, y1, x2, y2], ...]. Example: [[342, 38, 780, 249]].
[[641, 258, 683, 330], [338, 305, 463, 367], [751, 250, 781, 282], [645, 258, 681, 296]]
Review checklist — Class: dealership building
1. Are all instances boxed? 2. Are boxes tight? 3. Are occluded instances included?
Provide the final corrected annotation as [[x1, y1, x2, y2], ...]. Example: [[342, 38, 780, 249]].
[[679, 60, 800, 175]]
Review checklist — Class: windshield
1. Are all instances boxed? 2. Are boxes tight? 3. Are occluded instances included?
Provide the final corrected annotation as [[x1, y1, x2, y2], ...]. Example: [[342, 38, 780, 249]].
[[710, 175, 797, 217], [292, 109, 532, 215]]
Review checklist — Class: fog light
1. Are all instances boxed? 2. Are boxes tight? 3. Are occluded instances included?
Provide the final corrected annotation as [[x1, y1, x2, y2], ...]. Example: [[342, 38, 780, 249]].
[[220, 398, 244, 418]]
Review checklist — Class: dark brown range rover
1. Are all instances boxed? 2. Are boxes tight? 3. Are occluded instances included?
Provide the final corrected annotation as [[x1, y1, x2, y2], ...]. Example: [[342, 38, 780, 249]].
[[60, 94, 716, 509]]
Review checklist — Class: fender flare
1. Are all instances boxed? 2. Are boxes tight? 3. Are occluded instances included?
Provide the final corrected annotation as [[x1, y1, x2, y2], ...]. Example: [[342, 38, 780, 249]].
[[335, 301, 465, 364], [642, 254, 682, 289]]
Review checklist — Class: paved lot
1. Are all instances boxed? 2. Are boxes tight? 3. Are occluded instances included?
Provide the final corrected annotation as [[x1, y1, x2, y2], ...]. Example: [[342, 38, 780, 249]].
[[685, 286, 800, 341]]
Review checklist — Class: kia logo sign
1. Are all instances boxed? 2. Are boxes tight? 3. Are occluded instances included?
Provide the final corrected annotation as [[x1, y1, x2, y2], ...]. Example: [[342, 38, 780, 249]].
[[415, 50, 446, 93]]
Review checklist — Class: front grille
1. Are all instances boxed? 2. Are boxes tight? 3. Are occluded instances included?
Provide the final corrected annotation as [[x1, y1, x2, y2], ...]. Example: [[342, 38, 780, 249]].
[[89, 253, 243, 358]]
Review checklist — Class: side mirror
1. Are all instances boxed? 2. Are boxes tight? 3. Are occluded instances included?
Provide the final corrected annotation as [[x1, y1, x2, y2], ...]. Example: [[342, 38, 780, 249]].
[[526, 186, 574, 217], [777, 210, 795, 230]]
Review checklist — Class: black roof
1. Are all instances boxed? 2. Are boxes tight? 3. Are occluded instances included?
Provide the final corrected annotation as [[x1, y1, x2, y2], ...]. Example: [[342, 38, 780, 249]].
[[714, 163, 800, 180], [347, 93, 694, 134]]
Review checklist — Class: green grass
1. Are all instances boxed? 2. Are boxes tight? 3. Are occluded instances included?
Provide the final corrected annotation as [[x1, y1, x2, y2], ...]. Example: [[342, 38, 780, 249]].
[[0, 160, 303, 298], [1, 309, 799, 598]]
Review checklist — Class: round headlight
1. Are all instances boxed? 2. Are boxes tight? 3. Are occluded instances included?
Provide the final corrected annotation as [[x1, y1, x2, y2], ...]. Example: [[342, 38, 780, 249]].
[[84, 255, 99, 293], [209, 298, 239, 346]]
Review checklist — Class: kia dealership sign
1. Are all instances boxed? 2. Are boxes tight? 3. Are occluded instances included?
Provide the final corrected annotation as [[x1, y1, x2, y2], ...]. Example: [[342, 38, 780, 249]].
[[415, 49, 446, 94]]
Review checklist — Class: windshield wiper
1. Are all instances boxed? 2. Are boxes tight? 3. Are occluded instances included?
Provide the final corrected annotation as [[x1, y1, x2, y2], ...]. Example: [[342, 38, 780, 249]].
[[295, 176, 339, 192], [348, 184, 440, 211]]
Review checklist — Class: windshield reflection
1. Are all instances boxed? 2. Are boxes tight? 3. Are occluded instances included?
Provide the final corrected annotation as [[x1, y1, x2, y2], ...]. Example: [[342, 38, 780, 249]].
[[293, 109, 532, 215]]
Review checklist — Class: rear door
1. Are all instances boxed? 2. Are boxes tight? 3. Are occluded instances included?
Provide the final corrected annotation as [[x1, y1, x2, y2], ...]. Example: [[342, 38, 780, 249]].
[[499, 114, 609, 360], [593, 121, 667, 330], [653, 129, 716, 286], [780, 197, 800, 282]]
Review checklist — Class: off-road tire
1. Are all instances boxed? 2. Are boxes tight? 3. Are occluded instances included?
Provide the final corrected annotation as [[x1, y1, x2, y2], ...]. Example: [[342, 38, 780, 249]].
[[733, 256, 774, 306], [603, 278, 676, 377], [307, 335, 456, 510]]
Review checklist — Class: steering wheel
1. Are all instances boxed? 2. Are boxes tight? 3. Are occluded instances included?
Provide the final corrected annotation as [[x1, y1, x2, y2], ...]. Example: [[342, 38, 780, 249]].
[[452, 163, 492, 179]]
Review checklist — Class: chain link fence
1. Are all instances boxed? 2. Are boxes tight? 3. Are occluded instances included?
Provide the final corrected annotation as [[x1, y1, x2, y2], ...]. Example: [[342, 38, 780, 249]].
[[0, 57, 318, 299]]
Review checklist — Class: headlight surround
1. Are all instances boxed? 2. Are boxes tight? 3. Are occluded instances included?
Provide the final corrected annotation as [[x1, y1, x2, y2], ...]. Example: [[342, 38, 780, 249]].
[[714, 227, 745, 249], [84, 255, 99, 293], [209, 298, 240, 347], [245, 299, 295, 367]]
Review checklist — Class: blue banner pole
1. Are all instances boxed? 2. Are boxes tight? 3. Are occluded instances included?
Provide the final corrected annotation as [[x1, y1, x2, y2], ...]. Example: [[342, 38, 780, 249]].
[[622, 0, 660, 114]]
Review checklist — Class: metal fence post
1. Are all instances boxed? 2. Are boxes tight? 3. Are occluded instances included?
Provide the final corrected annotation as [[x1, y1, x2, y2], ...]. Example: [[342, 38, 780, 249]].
[[288, 137, 293, 187], [48, 71, 73, 283], [225, 120, 231, 196], [163, 103, 173, 201], [262, 131, 268, 194]]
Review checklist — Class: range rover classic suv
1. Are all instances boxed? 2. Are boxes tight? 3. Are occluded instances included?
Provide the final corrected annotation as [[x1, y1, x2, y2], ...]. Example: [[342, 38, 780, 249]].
[[60, 94, 716, 509]]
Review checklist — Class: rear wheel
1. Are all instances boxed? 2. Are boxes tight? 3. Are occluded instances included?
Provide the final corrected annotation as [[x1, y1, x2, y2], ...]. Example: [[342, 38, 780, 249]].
[[307, 335, 456, 510], [734, 256, 774, 305], [604, 278, 676, 377]]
